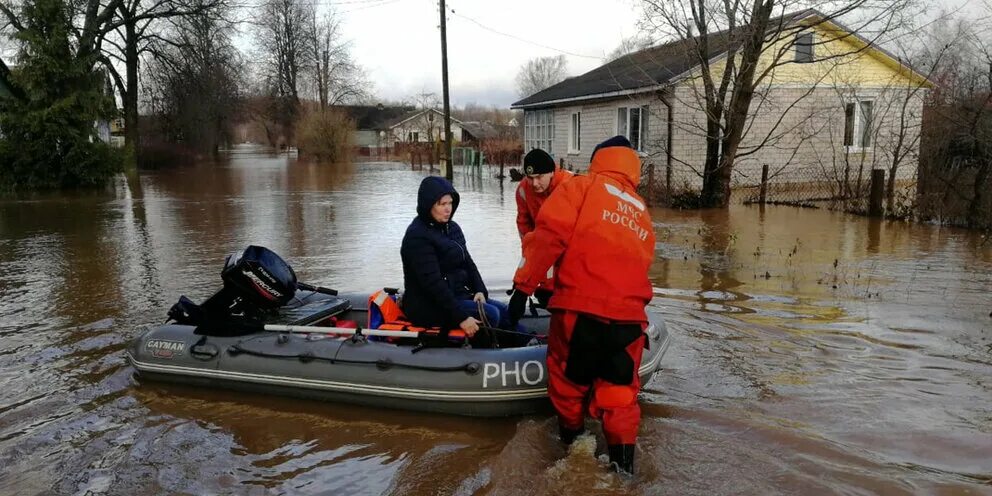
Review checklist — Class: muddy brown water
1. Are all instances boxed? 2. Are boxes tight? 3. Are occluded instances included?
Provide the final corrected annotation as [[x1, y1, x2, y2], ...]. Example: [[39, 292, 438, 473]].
[[1, 144, 989, 495]]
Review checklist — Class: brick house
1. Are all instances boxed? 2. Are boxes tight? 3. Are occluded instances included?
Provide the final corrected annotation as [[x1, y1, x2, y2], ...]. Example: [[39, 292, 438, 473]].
[[511, 9, 933, 194]]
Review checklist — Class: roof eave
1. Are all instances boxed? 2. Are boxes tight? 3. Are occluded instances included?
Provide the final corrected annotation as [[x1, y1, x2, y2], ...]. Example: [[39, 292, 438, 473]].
[[388, 108, 463, 129], [511, 83, 676, 109]]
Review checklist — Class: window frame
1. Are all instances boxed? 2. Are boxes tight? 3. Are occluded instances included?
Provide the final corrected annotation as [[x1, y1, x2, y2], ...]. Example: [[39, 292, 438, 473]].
[[568, 111, 581, 154], [843, 97, 873, 153], [795, 32, 814, 63], [616, 105, 650, 152], [524, 109, 554, 153]]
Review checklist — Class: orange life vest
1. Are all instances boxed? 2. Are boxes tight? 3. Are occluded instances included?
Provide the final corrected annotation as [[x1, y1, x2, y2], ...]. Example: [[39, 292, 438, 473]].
[[367, 289, 465, 339]]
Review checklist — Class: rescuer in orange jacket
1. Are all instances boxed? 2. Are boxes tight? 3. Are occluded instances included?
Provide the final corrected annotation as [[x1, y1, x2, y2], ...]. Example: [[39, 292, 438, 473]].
[[515, 149, 573, 308], [507, 136, 655, 476]]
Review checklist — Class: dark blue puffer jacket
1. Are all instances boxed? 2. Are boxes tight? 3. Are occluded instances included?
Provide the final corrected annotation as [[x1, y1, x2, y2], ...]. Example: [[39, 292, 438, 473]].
[[401, 176, 488, 329]]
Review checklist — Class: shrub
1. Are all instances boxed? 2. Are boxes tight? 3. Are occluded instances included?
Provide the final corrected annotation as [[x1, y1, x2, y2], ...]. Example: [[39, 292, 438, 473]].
[[296, 108, 355, 163]]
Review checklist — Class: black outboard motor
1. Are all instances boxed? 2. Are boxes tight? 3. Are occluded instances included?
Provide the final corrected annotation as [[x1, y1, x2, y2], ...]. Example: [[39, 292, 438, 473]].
[[169, 246, 298, 328], [220, 245, 298, 309]]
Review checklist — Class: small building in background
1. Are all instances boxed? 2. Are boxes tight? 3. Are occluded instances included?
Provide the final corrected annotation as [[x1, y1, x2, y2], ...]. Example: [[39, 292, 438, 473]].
[[339, 104, 415, 155], [385, 108, 463, 145]]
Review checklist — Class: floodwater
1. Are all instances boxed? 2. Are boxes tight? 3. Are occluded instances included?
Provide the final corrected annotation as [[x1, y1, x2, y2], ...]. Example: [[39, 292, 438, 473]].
[[0, 144, 989, 495]]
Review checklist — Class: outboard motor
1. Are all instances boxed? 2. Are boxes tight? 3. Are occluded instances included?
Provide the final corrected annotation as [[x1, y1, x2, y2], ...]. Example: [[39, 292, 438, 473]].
[[169, 245, 298, 327], [220, 245, 298, 309]]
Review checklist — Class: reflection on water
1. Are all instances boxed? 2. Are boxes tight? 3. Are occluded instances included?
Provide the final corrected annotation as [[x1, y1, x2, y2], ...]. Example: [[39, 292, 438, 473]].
[[1, 144, 990, 494]]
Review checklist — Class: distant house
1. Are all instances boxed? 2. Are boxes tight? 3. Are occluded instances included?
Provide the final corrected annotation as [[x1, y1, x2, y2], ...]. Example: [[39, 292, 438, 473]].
[[338, 104, 415, 153], [385, 108, 463, 145], [109, 116, 125, 148], [511, 9, 934, 191], [459, 121, 520, 144], [459, 121, 498, 143]]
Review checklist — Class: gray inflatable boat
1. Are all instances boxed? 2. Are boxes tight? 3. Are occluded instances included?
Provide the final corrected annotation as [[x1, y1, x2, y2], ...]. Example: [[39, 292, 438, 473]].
[[127, 291, 670, 416]]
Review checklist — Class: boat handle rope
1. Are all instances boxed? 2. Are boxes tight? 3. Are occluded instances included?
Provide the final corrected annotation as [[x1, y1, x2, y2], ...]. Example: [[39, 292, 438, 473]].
[[226, 343, 482, 374], [476, 300, 499, 348], [478, 325, 547, 340]]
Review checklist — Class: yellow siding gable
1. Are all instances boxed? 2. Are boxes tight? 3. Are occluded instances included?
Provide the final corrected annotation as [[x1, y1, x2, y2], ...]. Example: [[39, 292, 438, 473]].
[[691, 19, 931, 90]]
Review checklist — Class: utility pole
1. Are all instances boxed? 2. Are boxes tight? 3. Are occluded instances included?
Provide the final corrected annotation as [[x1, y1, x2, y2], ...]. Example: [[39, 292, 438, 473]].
[[439, 0, 453, 180]]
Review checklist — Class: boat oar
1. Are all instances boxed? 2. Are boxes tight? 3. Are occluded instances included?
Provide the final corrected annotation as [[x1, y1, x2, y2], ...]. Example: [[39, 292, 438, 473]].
[[264, 324, 423, 339], [263, 324, 545, 344]]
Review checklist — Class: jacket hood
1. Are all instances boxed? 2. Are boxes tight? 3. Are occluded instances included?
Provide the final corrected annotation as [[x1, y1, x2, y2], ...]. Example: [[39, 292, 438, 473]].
[[416, 176, 460, 223], [589, 143, 641, 186]]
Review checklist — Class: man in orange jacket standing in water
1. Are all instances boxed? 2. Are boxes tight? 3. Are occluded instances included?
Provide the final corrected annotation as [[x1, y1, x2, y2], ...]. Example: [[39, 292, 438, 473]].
[[515, 148, 572, 308], [508, 136, 655, 476]]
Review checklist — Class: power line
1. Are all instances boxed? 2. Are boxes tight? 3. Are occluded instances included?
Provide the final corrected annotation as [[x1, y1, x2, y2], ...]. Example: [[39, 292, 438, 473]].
[[446, 8, 603, 60], [237, 0, 402, 10], [338, 0, 402, 14]]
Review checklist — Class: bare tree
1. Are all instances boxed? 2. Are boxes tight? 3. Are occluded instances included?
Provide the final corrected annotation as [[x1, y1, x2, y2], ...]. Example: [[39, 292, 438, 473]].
[[515, 54, 569, 98], [917, 6, 992, 229], [639, 0, 915, 207], [2, 0, 226, 167], [254, 0, 310, 144], [453, 102, 520, 126], [101, 0, 228, 167], [606, 35, 657, 61], [413, 90, 440, 142], [143, 0, 241, 155], [303, 6, 364, 108], [1, 0, 115, 63]]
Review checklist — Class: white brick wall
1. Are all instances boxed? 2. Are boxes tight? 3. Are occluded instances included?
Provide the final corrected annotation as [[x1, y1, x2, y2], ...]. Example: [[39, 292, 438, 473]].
[[536, 95, 669, 171], [522, 83, 925, 192]]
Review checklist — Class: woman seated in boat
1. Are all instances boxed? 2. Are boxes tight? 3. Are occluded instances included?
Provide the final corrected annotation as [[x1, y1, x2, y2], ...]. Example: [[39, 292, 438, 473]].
[[400, 176, 515, 344]]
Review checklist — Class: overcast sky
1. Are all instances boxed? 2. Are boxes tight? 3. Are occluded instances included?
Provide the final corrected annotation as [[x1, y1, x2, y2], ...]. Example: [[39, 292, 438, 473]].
[[328, 0, 645, 107]]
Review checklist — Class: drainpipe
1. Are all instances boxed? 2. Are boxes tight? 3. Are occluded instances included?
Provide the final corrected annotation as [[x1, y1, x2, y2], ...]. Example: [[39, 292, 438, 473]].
[[661, 91, 674, 191]]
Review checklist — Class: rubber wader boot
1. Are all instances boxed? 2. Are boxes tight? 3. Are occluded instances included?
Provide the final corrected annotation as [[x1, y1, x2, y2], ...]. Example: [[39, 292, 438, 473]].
[[559, 425, 585, 445], [608, 444, 635, 475]]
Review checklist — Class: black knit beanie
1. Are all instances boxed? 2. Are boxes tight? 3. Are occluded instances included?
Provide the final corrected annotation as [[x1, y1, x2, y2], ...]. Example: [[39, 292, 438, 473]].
[[523, 149, 555, 175], [590, 135, 633, 161]]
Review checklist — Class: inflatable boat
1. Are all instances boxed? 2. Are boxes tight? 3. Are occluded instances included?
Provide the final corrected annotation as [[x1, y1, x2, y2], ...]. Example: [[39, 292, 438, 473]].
[[126, 246, 671, 416]]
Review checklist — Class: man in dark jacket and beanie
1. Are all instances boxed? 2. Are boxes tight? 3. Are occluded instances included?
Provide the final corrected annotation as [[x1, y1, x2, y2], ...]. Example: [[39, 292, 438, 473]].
[[401, 176, 514, 340], [516, 148, 573, 309]]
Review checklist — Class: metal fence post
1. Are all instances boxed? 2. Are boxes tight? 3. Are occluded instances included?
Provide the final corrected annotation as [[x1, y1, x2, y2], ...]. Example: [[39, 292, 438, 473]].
[[869, 169, 886, 217], [665, 164, 672, 197], [759, 164, 769, 205], [647, 163, 655, 205]]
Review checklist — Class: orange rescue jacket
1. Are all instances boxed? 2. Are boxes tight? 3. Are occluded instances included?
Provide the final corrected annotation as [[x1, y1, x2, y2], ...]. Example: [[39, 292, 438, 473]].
[[513, 146, 655, 322], [515, 167, 573, 239]]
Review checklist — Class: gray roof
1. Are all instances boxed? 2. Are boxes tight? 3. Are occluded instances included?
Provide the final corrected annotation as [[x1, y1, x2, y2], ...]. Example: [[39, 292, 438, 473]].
[[337, 104, 416, 130], [383, 108, 462, 129], [512, 9, 820, 108], [459, 121, 499, 140]]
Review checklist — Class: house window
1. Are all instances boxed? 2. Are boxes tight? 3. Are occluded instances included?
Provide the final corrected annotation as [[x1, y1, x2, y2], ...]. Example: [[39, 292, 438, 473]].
[[843, 99, 873, 151], [569, 111, 581, 153], [795, 32, 814, 63], [617, 105, 650, 151], [524, 109, 554, 152]]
